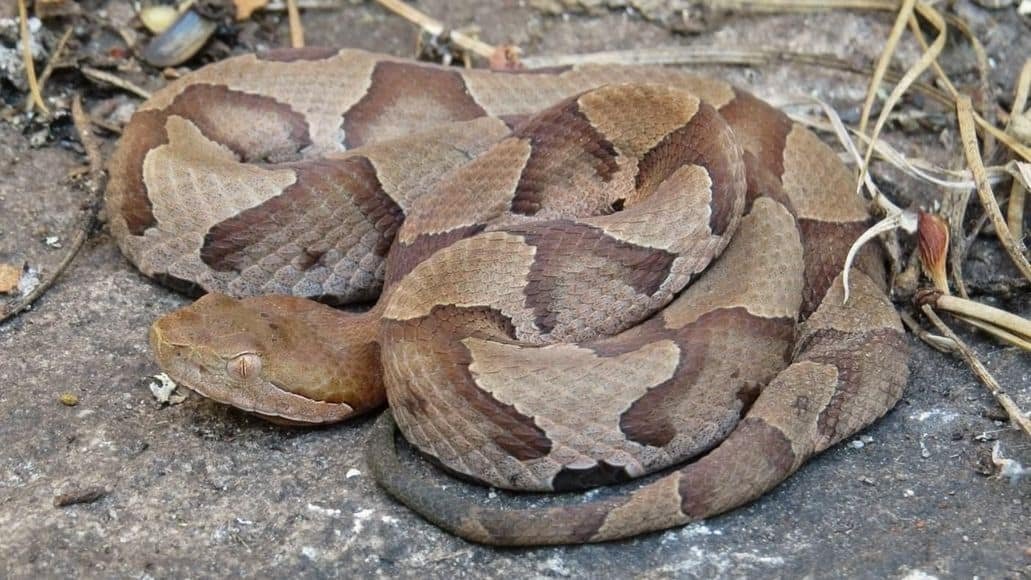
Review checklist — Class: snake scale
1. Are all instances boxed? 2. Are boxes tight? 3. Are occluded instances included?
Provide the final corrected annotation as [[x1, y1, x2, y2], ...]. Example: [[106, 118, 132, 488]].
[[106, 48, 910, 546]]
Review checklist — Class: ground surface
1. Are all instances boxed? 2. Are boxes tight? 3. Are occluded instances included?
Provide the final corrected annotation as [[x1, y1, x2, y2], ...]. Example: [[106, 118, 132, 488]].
[[1, 1, 1029, 578]]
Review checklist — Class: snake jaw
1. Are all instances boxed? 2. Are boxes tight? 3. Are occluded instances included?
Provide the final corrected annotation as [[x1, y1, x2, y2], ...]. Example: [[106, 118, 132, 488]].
[[180, 369, 358, 425], [148, 297, 361, 425]]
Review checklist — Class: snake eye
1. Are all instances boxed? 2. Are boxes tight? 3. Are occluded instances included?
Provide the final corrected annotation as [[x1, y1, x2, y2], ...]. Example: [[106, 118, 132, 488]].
[[227, 353, 262, 381]]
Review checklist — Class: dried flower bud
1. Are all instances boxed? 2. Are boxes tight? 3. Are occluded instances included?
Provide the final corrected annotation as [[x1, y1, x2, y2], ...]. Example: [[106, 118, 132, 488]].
[[917, 211, 950, 294]]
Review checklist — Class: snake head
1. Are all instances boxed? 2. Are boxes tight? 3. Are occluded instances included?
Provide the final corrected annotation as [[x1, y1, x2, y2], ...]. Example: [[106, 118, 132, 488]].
[[149, 293, 385, 425]]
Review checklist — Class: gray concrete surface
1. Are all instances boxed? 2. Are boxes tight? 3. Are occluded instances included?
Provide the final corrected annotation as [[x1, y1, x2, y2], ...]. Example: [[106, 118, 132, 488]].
[[1, 1, 1029, 577]]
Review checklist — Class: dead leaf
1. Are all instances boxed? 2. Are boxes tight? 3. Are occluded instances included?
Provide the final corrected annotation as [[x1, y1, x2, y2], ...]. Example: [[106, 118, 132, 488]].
[[0, 262, 24, 294], [234, 0, 270, 20]]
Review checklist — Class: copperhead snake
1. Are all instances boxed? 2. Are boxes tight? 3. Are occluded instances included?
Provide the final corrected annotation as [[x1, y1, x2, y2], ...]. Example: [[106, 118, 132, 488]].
[[106, 48, 910, 546]]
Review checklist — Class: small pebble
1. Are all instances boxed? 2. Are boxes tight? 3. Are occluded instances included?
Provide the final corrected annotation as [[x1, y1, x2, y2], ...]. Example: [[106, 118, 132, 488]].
[[53, 485, 107, 507]]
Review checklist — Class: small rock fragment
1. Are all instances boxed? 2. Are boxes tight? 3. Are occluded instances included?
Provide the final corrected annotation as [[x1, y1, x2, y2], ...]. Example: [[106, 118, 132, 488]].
[[149, 373, 186, 405], [53, 485, 108, 507]]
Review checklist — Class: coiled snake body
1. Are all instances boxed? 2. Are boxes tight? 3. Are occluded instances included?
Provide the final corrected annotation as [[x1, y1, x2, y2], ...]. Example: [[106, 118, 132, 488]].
[[107, 48, 909, 545]]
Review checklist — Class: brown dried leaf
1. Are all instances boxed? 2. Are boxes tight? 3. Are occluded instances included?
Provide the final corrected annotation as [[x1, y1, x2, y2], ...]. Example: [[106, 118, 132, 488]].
[[235, 0, 270, 20], [0, 262, 23, 294]]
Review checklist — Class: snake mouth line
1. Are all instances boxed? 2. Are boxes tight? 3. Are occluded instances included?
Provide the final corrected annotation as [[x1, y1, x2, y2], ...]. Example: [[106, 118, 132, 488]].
[[162, 365, 357, 425]]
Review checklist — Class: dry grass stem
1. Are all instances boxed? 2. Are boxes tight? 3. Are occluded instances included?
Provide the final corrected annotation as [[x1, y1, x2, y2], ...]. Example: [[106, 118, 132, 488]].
[[375, 0, 496, 59], [855, 2, 945, 197], [286, 0, 305, 48], [1006, 60, 1030, 240], [941, 13, 994, 154], [1008, 58, 1031, 131], [23, 26, 72, 113], [705, 1, 1030, 162], [525, 47, 957, 110], [0, 96, 104, 324], [921, 305, 1031, 438], [934, 294, 1031, 344], [842, 213, 916, 302], [264, 0, 344, 10], [901, 310, 955, 352], [804, 99, 892, 209], [957, 95, 1031, 282], [80, 66, 152, 99], [18, 0, 49, 115], [953, 314, 1031, 351], [857, 0, 915, 136], [704, 0, 897, 11], [1008, 179, 1027, 242], [790, 111, 1011, 190]]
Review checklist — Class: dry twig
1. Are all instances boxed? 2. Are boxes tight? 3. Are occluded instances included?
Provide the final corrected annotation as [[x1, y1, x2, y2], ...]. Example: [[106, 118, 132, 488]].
[[523, 47, 957, 110], [23, 26, 72, 113], [286, 0, 305, 48], [0, 96, 104, 324], [857, 0, 915, 136], [80, 66, 152, 100], [374, 0, 496, 60], [957, 95, 1031, 282], [1006, 59, 1030, 241], [900, 310, 954, 353], [705, 0, 897, 10], [921, 305, 1031, 439], [18, 0, 48, 115], [855, 1, 945, 196]]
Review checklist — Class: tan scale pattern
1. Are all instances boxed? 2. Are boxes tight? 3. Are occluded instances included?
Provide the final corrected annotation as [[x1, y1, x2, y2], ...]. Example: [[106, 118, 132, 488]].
[[577, 86, 700, 157], [584, 165, 718, 256], [780, 126, 869, 223], [663, 198, 803, 329], [592, 472, 690, 541], [344, 118, 511, 211], [134, 117, 296, 285], [803, 271, 905, 335], [382, 232, 542, 339], [398, 138, 531, 243], [140, 50, 378, 152], [746, 361, 839, 467], [461, 66, 735, 117], [463, 338, 680, 475]]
